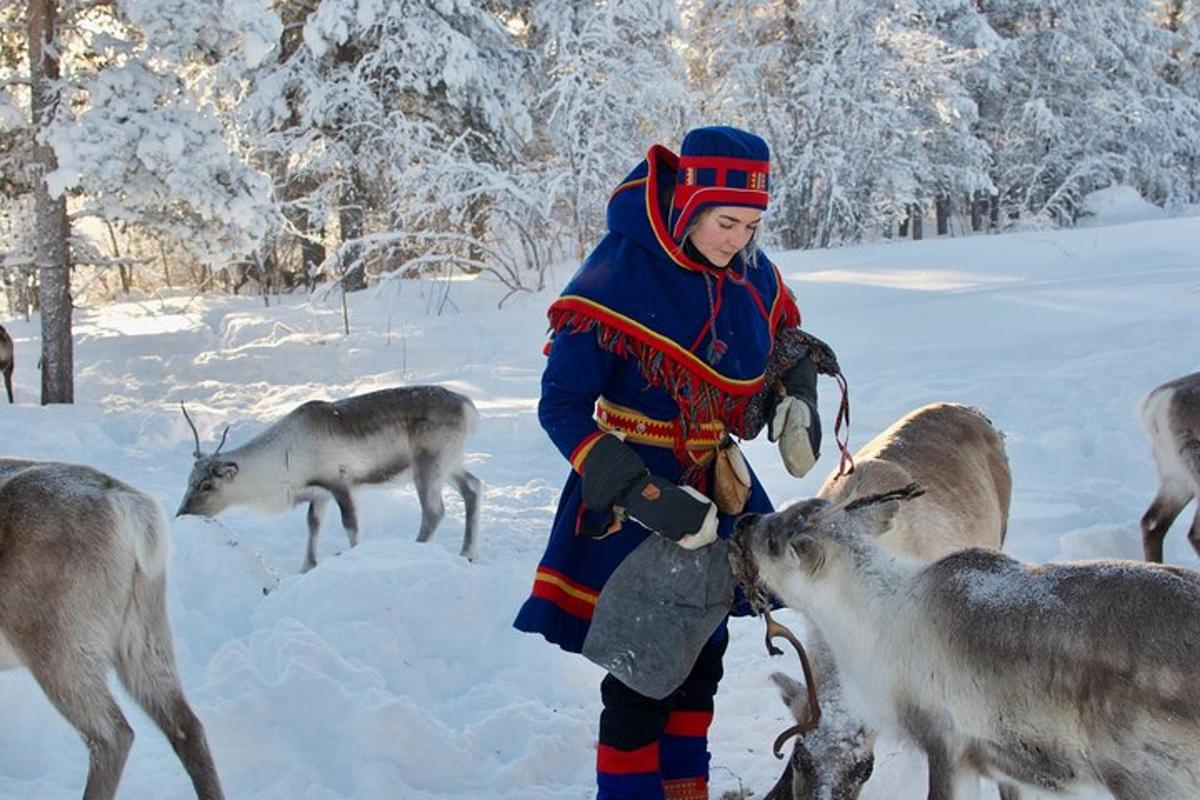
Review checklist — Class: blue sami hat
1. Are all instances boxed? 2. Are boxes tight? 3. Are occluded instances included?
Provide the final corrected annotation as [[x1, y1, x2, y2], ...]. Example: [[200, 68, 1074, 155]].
[[669, 126, 771, 241]]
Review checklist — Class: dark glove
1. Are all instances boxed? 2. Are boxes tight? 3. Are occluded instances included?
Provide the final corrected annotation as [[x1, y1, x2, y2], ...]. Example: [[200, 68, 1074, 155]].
[[768, 357, 822, 477], [580, 434, 718, 546]]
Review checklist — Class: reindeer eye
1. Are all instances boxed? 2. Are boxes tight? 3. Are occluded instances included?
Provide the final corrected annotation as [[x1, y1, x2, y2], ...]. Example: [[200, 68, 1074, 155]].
[[199, 480, 214, 492]]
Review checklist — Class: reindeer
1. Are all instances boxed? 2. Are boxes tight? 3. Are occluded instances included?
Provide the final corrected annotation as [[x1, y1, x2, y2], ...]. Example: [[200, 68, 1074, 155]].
[[0, 459, 223, 800], [754, 402, 1013, 800], [739, 487, 1200, 800], [177, 385, 482, 571], [0, 323, 13, 403], [1139, 371, 1200, 563]]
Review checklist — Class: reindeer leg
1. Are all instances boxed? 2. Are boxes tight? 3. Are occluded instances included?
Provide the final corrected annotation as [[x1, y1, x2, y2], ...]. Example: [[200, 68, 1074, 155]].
[[304, 497, 328, 572], [925, 745, 955, 800], [328, 485, 359, 548], [116, 575, 224, 799], [1141, 490, 1190, 562], [452, 469, 481, 561], [413, 452, 446, 544], [29, 652, 134, 800], [997, 782, 1022, 800], [1187, 501, 1200, 562]]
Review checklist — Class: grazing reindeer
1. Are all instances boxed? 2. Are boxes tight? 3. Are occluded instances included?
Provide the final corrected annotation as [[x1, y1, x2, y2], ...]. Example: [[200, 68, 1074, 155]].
[[1139, 371, 1200, 562], [177, 386, 482, 571], [0, 459, 223, 800], [0, 323, 13, 403], [757, 403, 1013, 800], [740, 488, 1200, 800]]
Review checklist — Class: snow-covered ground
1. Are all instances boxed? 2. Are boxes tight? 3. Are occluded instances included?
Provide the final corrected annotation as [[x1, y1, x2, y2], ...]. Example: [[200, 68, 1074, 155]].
[[1, 204, 1198, 799]]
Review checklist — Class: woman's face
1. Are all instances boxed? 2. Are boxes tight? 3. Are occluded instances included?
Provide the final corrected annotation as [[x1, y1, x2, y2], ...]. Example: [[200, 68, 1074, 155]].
[[688, 206, 762, 267]]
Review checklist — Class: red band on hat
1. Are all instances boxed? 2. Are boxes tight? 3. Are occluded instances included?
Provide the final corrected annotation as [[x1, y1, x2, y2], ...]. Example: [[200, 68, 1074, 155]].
[[678, 155, 770, 175], [671, 186, 769, 239]]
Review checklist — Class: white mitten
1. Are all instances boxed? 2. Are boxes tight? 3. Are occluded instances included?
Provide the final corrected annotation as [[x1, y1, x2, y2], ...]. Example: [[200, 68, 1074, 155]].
[[675, 485, 719, 550], [774, 396, 818, 478], [767, 393, 792, 442]]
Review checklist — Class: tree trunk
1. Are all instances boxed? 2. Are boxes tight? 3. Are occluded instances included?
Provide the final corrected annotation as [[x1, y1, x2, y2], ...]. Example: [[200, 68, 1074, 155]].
[[28, 0, 73, 404], [465, 193, 487, 274], [935, 195, 950, 236], [910, 204, 923, 240], [339, 175, 367, 292]]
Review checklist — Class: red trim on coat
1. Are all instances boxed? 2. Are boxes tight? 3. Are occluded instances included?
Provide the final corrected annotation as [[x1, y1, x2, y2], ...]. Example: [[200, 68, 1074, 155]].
[[550, 297, 764, 398], [663, 710, 714, 738], [569, 431, 606, 473], [530, 567, 597, 621], [597, 742, 660, 775]]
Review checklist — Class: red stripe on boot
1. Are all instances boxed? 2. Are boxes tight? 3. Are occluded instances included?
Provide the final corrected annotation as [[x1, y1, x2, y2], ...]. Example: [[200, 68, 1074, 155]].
[[664, 710, 713, 738], [663, 776, 709, 800], [597, 741, 660, 775]]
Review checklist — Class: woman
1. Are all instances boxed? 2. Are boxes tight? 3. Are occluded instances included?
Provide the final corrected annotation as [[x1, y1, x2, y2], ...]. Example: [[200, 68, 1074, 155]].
[[514, 126, 823, 800]]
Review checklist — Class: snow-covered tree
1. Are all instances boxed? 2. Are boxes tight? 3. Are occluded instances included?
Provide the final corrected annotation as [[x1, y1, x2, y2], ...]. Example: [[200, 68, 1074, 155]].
[[25, 0, 73, 402], [239, 0, 533, 293], [974, 0, 1200, 224], [1, 0, 279, 401], [523, 0, 691, 261], [681, 0, 992, 248], [1154, 0, 1200, 200], [44, 0, 280, 268]]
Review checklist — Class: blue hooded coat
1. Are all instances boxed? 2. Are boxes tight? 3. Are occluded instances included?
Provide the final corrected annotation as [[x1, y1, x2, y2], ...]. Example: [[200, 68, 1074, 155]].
[[513, 144, 801, 654]]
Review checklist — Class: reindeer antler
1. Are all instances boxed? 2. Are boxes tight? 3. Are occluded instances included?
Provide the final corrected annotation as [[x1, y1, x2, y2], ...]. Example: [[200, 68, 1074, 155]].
[[180, 403, 203, 459], [212, 425, 230, 457], [842, 482, 925, 512], [764, 608, 822, 758], [180, 403, 230, 459]]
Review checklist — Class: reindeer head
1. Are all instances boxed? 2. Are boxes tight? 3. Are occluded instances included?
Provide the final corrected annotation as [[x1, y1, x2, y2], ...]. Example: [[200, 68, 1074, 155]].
[[736, 490, 920, 800], [176, 404, 238, 517], [736, 485, 923, 611], [765, 670, 875, 800]]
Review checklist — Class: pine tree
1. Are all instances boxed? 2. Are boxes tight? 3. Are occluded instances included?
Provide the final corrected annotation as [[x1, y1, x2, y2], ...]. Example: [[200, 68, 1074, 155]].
[[241, 0, 532, 292], [973, 0, 1200, 223], [523, 0, 691, 261], [682, 0, 991, 248]]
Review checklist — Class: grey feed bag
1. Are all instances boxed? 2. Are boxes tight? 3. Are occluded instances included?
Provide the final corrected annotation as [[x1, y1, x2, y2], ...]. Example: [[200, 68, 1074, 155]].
[[582, 534, 737, 700]]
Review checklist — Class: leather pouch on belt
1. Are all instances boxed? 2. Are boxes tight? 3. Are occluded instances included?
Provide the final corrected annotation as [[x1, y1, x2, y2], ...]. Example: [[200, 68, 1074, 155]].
[[712, 436, 751, 515]]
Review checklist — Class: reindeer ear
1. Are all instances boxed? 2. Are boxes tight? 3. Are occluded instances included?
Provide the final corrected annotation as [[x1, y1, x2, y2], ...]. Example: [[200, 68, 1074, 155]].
[[771, 671, 807, 708], [855, 500, 901, 537], [213, 461, 238, 480], [790, 534, 824, 573]]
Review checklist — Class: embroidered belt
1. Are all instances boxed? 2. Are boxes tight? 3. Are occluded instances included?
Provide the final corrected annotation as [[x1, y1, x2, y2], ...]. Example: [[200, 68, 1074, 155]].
[[595, 396, 724, 464]]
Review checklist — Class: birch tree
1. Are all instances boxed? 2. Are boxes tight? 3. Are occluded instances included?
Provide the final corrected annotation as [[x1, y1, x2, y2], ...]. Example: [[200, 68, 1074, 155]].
[[25, 0, 72, 403]]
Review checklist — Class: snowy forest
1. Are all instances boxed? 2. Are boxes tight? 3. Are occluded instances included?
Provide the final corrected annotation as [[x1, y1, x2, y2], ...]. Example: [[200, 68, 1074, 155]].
[[3, 3, 1200, 799], [2, 0, 1200, 402]]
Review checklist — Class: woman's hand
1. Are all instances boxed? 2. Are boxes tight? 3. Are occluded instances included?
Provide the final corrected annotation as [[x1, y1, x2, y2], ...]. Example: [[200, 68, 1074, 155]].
[[580, 433, 719, 545]]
